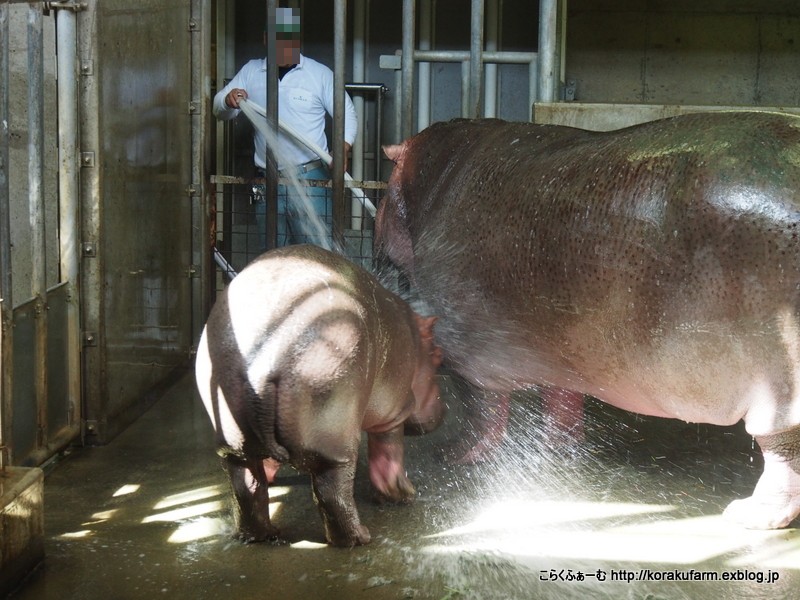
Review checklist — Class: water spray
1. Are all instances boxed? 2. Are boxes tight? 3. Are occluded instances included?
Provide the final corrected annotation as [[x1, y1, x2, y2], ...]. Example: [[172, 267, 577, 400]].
[[238, 98, 376, 218]]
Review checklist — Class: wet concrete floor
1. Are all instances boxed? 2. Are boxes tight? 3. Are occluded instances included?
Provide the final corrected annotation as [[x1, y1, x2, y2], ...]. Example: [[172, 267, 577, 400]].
[[7, 368, 800, 600]]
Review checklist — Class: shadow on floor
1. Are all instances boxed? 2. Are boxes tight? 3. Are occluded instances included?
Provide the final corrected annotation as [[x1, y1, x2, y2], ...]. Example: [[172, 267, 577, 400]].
[[7, 370, 800, 600]]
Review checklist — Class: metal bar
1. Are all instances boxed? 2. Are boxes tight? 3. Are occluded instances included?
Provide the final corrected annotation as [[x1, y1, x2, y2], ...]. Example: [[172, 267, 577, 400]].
[[55, 0, 81, 433], [344, 83, 388, 185], [528, 54, 537, 121], [538, 0, 557, 102], [468, 0, 483, 118], [345, 83, 388, 93], [0, 2, 11, 307], [332, 0, 346, 247], [414, 49, 536, 63], [0, 0, 11, 457], [190, 0, 211, 341], [76, 0, 103, 445], [211, 174, 387, 190], [351, 0, 366, 189], [375, 86, 384, 181], [401, 0, 414, 140], [28, 3, 45, 298], [27, 1, 47, 458], [484, 0, 498, 117], [417, 0, 432, 131], [264, 0, 278, 249]]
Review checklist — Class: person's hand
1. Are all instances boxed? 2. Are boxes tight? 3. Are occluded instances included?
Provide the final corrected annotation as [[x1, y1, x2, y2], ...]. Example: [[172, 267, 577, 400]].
[[225, 88, 248, 108]]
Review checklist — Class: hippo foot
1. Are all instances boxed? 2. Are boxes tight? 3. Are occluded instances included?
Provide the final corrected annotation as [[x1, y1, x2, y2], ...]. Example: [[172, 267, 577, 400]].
[[368, 428, 416, 503], [445, 431, 506, 465], [235, 523, 280, 543], [372, 478, 416, 505], [369, 461, 416, 504], [723, 432, 800, 529], [723, 495, 800, 529], [326, 523, 371, 547], [443, 390, 510, 465], [372, 477, 416, 504]]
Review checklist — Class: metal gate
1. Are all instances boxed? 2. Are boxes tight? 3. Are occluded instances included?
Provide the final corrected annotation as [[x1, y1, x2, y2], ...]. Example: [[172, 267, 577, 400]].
[[1, 0, 203, 467], [1, 1, 80, 467]]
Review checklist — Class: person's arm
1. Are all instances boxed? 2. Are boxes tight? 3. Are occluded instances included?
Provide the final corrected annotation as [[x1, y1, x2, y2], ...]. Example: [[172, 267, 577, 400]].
[[213, 65, 251, 120]]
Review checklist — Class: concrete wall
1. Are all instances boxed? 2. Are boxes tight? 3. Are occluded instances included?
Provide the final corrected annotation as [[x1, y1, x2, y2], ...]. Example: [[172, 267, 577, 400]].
[[566, 0, 800, 106]]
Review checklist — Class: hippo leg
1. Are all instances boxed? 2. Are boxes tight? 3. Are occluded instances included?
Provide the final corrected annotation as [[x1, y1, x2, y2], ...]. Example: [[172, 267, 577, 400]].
[[451, 389, 510, 465], [723, 427, 800, 529], [310, 458, 371, 546], [263, 457, 281, 483], [224, 455, 279, 542], [368, 426, 416, 503], [541, 387, 586, 445]]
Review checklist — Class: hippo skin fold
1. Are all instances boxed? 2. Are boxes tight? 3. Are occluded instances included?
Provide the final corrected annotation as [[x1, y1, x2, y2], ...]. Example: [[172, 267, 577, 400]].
[[376, 111, 800, 529], [195, 245, 443, 546]]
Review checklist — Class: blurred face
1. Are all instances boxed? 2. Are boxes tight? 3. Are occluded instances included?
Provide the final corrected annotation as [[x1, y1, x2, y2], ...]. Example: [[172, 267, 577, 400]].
[[276, 37, 300, 66]]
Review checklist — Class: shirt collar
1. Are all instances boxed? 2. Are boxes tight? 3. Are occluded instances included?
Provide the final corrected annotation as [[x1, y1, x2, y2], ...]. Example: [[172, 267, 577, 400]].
[[260, 53, 305, 71]]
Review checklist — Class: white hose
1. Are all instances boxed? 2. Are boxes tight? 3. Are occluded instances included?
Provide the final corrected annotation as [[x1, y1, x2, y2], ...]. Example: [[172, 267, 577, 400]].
[[239, 98, 376, 218]]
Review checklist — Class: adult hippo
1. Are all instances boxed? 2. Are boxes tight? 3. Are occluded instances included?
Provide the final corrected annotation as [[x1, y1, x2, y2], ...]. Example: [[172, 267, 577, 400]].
[[195, 245, 443, 546], [375, 111, 800, 529]]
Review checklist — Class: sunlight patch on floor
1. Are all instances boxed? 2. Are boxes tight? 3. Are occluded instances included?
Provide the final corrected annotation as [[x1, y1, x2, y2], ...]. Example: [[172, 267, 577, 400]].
[[423, 499, 794, 567], [154, 485, 226, 510], [168, 516, 229, 543], [112, 484, 141, 498], [142, 500, 226, 524]]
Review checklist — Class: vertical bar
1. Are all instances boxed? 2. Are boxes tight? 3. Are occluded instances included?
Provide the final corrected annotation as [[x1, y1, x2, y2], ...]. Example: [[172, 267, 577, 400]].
[[350, 0, 366, 230], [484, 0, 498, 118], [28, 1, 47, 451], [28, 3, 45, 298], [417, 0, 431, 131], [77, 0, 103, 444], [0, 0, 11, 454], [537, 0, 557, 102], [401, 0, 414, 140], [375, 87, 384, 181], [190, 0, 211, 341], [0, 1, 11, 306], [56, 2, 82, 430], [264, 0, 278, 249], [332, 0, 346, 246], [468, 0, 483, 118]]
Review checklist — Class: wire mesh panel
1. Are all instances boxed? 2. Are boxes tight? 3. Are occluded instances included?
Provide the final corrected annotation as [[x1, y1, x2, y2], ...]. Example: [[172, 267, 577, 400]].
[[211, 175, 384, 285]]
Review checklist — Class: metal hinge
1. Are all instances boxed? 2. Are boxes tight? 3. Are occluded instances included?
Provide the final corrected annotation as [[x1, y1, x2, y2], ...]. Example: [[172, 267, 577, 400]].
[[82, 241, 96, 257], [188, 19, 199, 32], [83, 331, 97, 346]]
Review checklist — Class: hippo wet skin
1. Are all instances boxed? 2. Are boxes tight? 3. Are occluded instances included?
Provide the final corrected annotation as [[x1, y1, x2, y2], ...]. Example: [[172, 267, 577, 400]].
[[376, 111, 800, 529], [195, 244, 443, 546]]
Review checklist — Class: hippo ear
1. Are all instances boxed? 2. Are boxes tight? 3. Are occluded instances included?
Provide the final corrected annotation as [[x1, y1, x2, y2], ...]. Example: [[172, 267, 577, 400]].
[[423, 316, 438, 333], [415, 315, 438, 339], [383, 143, 406, 164]]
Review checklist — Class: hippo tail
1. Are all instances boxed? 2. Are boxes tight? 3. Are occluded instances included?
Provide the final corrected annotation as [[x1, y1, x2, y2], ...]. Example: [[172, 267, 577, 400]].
[[252, 380, 290, 463]]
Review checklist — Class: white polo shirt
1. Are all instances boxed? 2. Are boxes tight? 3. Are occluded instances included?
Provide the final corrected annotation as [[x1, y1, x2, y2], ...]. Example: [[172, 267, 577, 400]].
[[213, 54, 358, 171]]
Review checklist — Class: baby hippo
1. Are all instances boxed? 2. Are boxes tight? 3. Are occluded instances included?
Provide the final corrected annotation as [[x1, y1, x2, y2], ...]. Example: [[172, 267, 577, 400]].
[[195, 244, 444, 546]]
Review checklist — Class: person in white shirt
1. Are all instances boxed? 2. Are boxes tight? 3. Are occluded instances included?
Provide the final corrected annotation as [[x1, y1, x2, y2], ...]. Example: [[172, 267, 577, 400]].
[[213, 7, 358, 250]]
